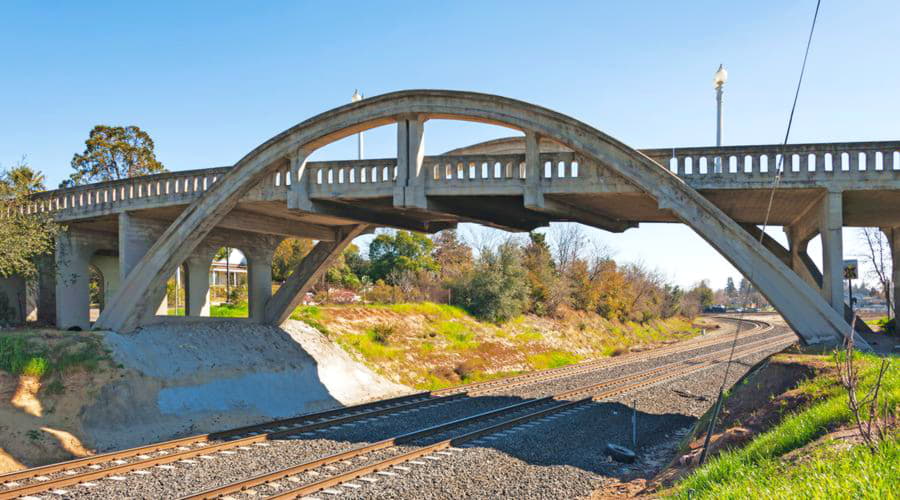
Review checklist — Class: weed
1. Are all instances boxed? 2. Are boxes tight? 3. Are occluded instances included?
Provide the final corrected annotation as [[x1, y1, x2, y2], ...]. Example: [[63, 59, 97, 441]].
[[514, 328, 543, 343], [289, 305, 330, 336], [434, 321, 478, 350], [338, 333, 402, 361], [368, 323, 395, 345], [527, 350, 581, 370]]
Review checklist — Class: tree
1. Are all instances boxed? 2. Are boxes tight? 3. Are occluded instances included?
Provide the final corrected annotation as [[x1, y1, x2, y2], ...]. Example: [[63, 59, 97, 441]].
[[451, 241, 529, 322], [859, 227, 893, 318], [0, 163, 59, 280], [368, 231, 437, 283], [523, 232, 563, 315], [65, 125, 166, 186], [272, 238, 314, 282], [432, 230, 471, 283], [724, 277, 737, 302]]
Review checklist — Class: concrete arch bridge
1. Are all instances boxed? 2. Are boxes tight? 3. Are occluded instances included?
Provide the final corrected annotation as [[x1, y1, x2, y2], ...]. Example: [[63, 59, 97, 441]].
[[7, 91, 900, 348]]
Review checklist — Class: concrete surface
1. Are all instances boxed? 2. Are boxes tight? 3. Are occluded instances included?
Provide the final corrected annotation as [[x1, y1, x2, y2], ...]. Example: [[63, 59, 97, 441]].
[[82, 319, 409, 451]]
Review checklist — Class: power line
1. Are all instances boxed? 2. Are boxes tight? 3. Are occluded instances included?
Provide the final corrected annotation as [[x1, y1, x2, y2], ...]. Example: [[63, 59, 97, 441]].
[[699, 0, 823, 466]]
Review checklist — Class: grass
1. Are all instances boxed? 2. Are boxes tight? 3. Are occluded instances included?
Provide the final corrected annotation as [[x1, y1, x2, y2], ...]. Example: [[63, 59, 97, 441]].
[[514, 328, 543, 343], [289, 305, 330, 335], [0, 332, 111, 380], [383, 302, 466, 320], [338, 330, 403, 361], [526, 350, 581, 370], [669, 351, 899, 499], [210, 303, 249, 318], [434, 321, 479, 350]]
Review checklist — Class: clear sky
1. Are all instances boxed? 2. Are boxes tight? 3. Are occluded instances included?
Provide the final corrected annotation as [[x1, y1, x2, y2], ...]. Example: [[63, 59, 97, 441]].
[[2, 1, 897, 289]]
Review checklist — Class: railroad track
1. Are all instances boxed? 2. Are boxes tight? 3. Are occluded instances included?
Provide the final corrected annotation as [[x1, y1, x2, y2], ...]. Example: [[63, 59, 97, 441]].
[[184, 332, 795, 499], [0, 316, 778, 498]]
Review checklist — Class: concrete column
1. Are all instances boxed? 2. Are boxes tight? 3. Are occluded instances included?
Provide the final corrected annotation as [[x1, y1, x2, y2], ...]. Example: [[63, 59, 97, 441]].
[[524, 131, 543, 209], [118, 212, 169, 316], [247, 248, 275, 323], [395, 115, 426, 209], [286, 149, 312, 211], [885, 226, 899, 319], [185, 252, 213, 317], [785, 226, 822, 289], [55, 230, 93, 330], [819, 191, 845, 314], [36, 255, 56, 325]]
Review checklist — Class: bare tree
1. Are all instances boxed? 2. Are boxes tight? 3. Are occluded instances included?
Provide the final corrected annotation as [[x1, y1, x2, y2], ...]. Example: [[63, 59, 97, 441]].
[[551, 223, 588, 274], [835, 319, 897, 453], [859, 228, 893, 317]]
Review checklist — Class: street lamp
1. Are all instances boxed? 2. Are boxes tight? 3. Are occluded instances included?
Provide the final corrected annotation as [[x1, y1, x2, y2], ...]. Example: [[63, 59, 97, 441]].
[[713, 64, 728, 173], [352, 89, 364, 160]]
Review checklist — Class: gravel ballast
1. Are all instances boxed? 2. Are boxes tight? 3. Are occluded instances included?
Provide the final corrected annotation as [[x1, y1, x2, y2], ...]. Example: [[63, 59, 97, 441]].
[[12, 318, 794, 499]]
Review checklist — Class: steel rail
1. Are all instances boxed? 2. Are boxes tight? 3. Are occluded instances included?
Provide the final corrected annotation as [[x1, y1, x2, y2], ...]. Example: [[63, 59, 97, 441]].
[[0, 317, 769, 488], [182, 333, 793, 500], [0, 318, 776, 498]]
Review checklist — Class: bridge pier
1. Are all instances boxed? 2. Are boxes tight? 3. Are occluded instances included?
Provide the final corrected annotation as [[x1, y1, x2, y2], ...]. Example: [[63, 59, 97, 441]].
[[819, 190, 845, 314], [55, 228, 117, 330], [886, 226, 899, 319], [185, 251, 214, 317]]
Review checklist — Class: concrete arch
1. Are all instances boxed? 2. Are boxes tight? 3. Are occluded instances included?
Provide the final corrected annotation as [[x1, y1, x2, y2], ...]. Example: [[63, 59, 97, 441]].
[[95, 90, 854, 345]]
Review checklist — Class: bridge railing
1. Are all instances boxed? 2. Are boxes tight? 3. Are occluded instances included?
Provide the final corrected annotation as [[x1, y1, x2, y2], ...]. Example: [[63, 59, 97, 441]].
[[642, 141, 900, 178], [15, 140, 900, 218], [22, 167, 232, 217]]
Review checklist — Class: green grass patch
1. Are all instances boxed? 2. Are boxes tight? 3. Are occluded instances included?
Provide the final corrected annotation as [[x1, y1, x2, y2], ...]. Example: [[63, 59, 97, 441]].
[[0, 332, 111, 380], [383, 302, 467, 320], [434, 321, 478, 350], [514, 328, 543, 343], [418, 341, 435, 354], [669, 352, 899, 499], [338, 331, 403, 361], [210, 303, 248, 317], [526, 350, 581, 370], [289, 305, 330, 335]]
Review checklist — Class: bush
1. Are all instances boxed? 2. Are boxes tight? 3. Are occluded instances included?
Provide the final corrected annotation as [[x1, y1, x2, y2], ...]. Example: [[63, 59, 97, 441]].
[[450, 242, 529, 323], [369, 323, 395, 345]]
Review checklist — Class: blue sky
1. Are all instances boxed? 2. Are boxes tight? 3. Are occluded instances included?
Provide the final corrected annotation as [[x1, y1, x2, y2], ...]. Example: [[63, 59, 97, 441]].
[[2, 1, 897, 288]]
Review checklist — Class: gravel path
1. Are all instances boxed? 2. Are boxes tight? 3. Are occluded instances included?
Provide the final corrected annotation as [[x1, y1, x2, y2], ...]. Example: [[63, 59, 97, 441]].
[[12, 319, 792, 499]]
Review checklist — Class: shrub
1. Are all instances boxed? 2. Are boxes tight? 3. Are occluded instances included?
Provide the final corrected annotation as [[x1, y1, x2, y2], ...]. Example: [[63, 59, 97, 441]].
[[369, 323, 395, 345], [450, 242, 529, 323]]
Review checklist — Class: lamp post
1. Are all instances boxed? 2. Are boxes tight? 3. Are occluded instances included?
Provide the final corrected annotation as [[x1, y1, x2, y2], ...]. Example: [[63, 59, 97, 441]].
[[713, 64, 728, 173], [352, 89, 364, 160]]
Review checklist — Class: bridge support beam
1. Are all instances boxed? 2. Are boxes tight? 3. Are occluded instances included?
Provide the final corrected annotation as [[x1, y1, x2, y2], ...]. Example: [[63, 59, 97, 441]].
[[247, 244, 277, 323], [119, 212, 170, 317], [185, 252, 214, 317], [819, 191, 845, 314], [785, 226, 822, 289], [54, 228, 116, 330], [395, 115, 427, 209], [886, 226, 899, 319], [264, 225, 367, 326]]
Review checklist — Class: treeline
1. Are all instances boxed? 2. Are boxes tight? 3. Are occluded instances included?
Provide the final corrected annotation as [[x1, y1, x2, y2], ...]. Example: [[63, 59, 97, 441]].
[[274, 227, 715, 323]]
